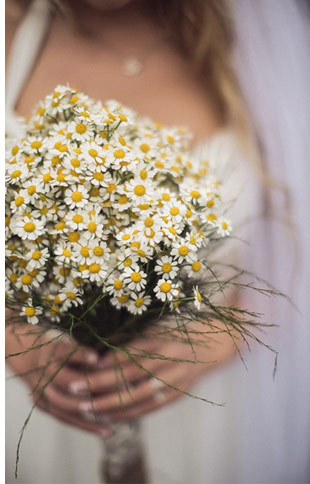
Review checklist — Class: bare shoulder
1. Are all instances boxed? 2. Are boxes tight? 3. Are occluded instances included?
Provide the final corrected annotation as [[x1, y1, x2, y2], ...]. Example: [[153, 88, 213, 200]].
[[6, 1, 25, 59]]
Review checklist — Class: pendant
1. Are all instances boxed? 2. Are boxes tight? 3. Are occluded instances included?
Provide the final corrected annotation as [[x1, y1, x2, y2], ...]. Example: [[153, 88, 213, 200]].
[[122, 58, 143, 77]]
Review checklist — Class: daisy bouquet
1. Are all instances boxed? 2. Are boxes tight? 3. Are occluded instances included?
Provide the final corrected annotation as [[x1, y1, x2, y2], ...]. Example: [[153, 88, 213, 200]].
[[5, 84, 239, 350], [6, 85, 281, 480]]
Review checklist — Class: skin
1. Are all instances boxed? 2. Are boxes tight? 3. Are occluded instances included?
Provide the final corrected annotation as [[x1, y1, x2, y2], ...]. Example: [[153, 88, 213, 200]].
[[6, 0, 237, 437]]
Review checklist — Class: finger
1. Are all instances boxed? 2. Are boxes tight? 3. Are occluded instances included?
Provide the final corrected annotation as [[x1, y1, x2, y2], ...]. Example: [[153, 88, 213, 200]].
[[78, 362, 190, 414], [36, 398, 111, 437], [68, 346, 176, 395], [106, 387, 180, 421], [98, 337, 164, 368]]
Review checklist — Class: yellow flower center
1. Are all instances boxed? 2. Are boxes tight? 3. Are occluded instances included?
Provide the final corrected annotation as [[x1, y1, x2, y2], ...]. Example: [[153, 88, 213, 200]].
[[25, 307, 36, 317], [71, 158, 80, 168], [123, 258, 132, 267], [11, 146, 19, 156], [11, 170, 22, 178], [114, 280, 123, 290], [27, 185, 36, 195], [32, 250, 42, 260], [15, 196, 24, 207], [80, 246, 90, 257], [137, 249, 146, 257], [63, 249, 72, 258], [68, 232, 80, 242], [192, 261, 201, 272], [140, 169, 148, 180], [122, 234, 131, 241], [76, 123, 87, 134], [162, 263, 172, 273], [178, 246, 189, 256], [135, 298, 144, 307], [131, 272, 142, 283], [31, 140, 42, 150], [160, 282, 172, 293], [144, 217, 154, 227], [25, 156, 34, 165], [94, 172, 104, 181], [87, 222, 97, 233], [43, 173, 52, 183], [88, 148, 98, 158], [107, 183, 117, 194], [134, 185, 146, 196], [196, 292, 202, 302], [170, 207, 180, 216], [207, 199, 215, 208], [222, 222, 228, 230], [190, 190, 201, 199], [24, 222, 36, 233], [71, 191, 83, 203], [93, 246, 104, 257], [118, 195, 129, 205], [55, 221, 66, 231], [10, 273, 18, 283], [66, 291, 76, 300], [140, 143, 150, 153], [21, 274, 33, 285], [73, 214, 83, 224], [118, 294, 129, 303], [60, 267, 70, 277], [168, 227, 177, 235], [114, 149, 125, 159], [162, 193, 170, 201], [89, 263, 100, 273]]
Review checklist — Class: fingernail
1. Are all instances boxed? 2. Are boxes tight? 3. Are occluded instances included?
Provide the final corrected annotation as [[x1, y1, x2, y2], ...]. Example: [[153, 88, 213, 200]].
[[69, 381, 87, 395], [86, 352, 98, 365], [79, 401, 93, 412]]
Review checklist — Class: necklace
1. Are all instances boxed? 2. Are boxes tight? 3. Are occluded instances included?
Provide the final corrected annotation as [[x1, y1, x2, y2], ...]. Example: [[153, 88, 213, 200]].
[[118, 32, 170, 77]]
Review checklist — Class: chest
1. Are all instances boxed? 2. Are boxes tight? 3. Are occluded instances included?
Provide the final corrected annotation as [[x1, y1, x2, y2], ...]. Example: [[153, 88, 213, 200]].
[[15, 19, 224, 143]]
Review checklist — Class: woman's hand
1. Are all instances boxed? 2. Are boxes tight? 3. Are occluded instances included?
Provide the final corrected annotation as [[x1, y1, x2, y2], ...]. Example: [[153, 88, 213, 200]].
[[31, 322, 237, 426], [5, 322, 111, 436]]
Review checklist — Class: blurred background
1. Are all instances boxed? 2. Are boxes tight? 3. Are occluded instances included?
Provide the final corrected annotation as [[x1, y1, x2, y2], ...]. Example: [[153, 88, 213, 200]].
[[5, 0, 310, 483]]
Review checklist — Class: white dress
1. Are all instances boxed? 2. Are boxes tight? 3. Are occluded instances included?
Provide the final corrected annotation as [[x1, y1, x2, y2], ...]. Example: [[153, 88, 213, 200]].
[[6, 1, 310, 484]]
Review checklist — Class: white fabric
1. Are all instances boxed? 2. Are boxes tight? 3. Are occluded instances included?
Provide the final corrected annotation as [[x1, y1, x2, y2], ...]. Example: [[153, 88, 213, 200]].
[[5, 1, 310, 483]]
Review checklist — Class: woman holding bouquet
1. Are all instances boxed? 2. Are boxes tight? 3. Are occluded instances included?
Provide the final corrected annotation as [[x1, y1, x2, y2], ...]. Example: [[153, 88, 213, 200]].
[[5, 0, 309, 483]]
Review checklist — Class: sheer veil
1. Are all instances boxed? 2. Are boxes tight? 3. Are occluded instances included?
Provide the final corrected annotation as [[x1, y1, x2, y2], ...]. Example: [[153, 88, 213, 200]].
[[145, 2, 310, 483], [229, 1, 310, 481]]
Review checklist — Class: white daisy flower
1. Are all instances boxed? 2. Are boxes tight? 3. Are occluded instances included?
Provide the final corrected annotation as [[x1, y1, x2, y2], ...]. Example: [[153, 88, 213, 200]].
[[162, 200, 187, 224], [58, 282, 84, 310], [171, 240, 196, 263], [123, 263, 147, 291], [6, 164, 29, 184], [54, 243, 74, 264], [125, 178, 153, 205], [64, 184, 89, 210], [128, 292, 151, 315], [26, 246, 49, 271], [216, 218, 232, 237], [155, 256, 178, 280], [106, 273, 126, 296], [66, 210, 88, 231], [68, 120, 93, 142], [21, 301, 43, 325], [154, 279, 179, 302], [11, 217, 45, 241], [193, 286, 202, 310], [110, 292, 131, 309]]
